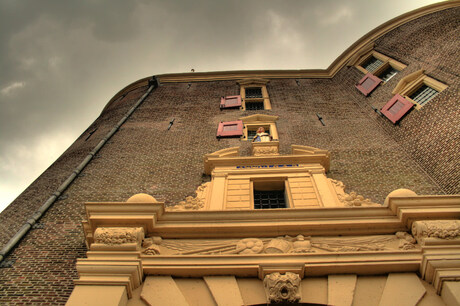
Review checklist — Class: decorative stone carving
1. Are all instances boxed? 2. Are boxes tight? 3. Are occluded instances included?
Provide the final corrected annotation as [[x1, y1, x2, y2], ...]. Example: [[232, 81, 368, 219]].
[[311, 236, 390, 252], [94, 227, 144, 245], [168, 182, 210, 211], [396, 232, 416, 250], [329, 178, 380, 207], [263, 272, 302, 303], [412, 220, 460, 245], [265, 237, 292, 254], [91, 227, 145, 251], [339, 191, 380, 207], [291, 235, 314, 253], [236, 238, 264, 254], [251, 141, 280, 156], [142, 237, 162, 255]]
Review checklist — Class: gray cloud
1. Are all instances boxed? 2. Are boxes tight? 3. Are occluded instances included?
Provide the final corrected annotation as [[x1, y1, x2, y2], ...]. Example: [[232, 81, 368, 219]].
[[0, 0, 441, 211]]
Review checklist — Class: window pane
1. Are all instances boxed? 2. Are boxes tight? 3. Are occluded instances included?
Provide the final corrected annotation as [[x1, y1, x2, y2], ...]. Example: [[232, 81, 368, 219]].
[[410, 85, 439, 106], [379, 66, 399, 82], [363, 56, 384, 73], [254, 190, 286, 209], [246, 101, 264, 110], [245, 87, 263, 98]]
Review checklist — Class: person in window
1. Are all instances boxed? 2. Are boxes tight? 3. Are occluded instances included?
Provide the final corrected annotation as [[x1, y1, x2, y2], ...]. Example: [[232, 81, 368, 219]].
[[252, 127, 272, 142]]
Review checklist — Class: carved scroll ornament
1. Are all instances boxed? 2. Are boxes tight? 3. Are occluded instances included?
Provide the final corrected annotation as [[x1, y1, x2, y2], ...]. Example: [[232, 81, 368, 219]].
[[264, 272, 302, 303]]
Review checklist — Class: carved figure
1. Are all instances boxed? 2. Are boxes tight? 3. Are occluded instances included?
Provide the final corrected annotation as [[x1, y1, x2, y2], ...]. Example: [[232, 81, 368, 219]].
[[94, 227, 144, 245], [291, 235, 314, 253], [263, 272, 302, 303], [396, 231, 416, 250], [235, 238, 264, 254], [265, 237, 292, 254], [412, 220, 460, 244], [252, 127, 272, 142]]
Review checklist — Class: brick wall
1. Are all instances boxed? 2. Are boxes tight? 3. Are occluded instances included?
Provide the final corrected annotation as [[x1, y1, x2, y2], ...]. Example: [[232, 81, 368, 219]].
[[0, 7, 458, 304]]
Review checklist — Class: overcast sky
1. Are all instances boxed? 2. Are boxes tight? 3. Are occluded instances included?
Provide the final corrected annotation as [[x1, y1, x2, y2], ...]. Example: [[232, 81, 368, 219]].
[[0, 0, 441, 212]]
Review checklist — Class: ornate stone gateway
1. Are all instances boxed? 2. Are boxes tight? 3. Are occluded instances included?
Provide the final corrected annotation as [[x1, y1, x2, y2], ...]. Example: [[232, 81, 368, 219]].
[[67, 146, 460, 305]]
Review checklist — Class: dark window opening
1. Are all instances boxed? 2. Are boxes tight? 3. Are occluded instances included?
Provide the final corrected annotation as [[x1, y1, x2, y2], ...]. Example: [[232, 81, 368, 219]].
[[379, 66, 399, 82], [254, 190, 286, 209], [410, 85, 439, 106], [245, 87, 263, 99], [246, 101, 265, 110]]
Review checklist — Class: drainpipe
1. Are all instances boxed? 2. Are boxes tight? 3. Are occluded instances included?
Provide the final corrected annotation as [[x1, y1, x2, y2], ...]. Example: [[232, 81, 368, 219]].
[[0, 76, 159, 264]]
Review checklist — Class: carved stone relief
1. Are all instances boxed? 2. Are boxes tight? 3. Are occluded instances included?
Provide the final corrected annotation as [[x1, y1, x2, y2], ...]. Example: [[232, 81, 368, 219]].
[[140, 234, 415, 256], [263, 272, 302, 303], [142, 237, 162, 255], [396, 232, 416, 250], [252, 146, 279, 156], [167, 182, 210, 211], [411, 220, 460, 245], [329, 178, 380, 207], [236, 238, 264, 254], [92, 227, 145, 251], [94, 227, 144, 245]]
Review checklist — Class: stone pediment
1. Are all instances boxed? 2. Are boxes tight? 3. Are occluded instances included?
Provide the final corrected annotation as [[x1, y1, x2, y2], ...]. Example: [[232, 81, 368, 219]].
[[239, 114, 278, 123]]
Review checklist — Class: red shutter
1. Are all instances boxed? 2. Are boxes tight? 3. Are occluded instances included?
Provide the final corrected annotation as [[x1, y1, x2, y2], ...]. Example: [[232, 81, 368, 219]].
[[220, 95, 242, 109], [381, 94, 414, 124], [217, 120, 244, 137], [355, 73, 382, 96]]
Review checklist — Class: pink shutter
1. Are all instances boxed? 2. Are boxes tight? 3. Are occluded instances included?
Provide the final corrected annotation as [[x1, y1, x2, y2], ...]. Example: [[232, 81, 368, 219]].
[[355, 73, 382, 96], [217, 120, 243, 137], [220, 95, 242, 109], [381, 94, 414, 124]]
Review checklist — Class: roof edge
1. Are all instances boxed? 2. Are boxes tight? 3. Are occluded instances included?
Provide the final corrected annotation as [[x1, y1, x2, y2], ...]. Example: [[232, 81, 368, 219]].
[[102, 1, 458, 114]]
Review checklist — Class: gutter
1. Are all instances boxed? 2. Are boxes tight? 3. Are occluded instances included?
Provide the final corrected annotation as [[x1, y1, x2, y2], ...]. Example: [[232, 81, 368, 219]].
[[0, 76, 159, 264]]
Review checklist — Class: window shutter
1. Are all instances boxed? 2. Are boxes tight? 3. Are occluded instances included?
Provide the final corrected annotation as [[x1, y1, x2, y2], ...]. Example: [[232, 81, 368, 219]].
[[220, 95, 242, 109], [381, 94, 413, 124], [217, 120, 243, 137], [355, 73, 382, 96]]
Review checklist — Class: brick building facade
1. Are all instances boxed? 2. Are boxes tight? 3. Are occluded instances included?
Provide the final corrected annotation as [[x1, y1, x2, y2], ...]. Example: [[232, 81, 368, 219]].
[[0, 2, 459, 305]]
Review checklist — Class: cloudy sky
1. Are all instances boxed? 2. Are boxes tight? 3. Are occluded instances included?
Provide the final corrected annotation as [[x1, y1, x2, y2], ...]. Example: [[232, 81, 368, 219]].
[[0, 0, 440, 212]]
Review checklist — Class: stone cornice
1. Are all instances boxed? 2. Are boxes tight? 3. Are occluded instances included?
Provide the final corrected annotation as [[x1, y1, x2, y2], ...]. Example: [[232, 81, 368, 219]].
[[82, 195, 460, 240]]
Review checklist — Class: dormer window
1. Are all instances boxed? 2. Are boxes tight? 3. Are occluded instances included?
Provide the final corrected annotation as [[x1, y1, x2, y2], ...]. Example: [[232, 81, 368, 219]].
[[238, 79, 272, 110]]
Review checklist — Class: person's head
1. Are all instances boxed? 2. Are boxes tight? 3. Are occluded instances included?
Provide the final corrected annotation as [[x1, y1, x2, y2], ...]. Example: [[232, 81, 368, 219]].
[[257, 127, 265, 133]]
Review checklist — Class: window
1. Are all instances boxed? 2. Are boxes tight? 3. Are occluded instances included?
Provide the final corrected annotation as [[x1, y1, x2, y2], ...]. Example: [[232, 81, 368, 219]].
[[238, 79, 272, 110], [379, 66, 399, 83], [362, 56, 384, 73], [245, 87, 263, 99], [356, 51, 406, 78], [252, 180, 288, 209], [239, 114, 279, 141], [245, 101, 264, 111], [380, 94, 414, 124], [216, 120, 243, 138], [220, 95, 242, 109], [409, 85, 439, 107], [392, 70, 447, 109], [354, 51, 406, 96]]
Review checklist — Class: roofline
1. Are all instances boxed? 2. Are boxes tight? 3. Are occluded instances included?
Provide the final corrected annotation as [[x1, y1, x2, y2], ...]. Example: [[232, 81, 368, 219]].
[[102, 1, 458, 113]]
